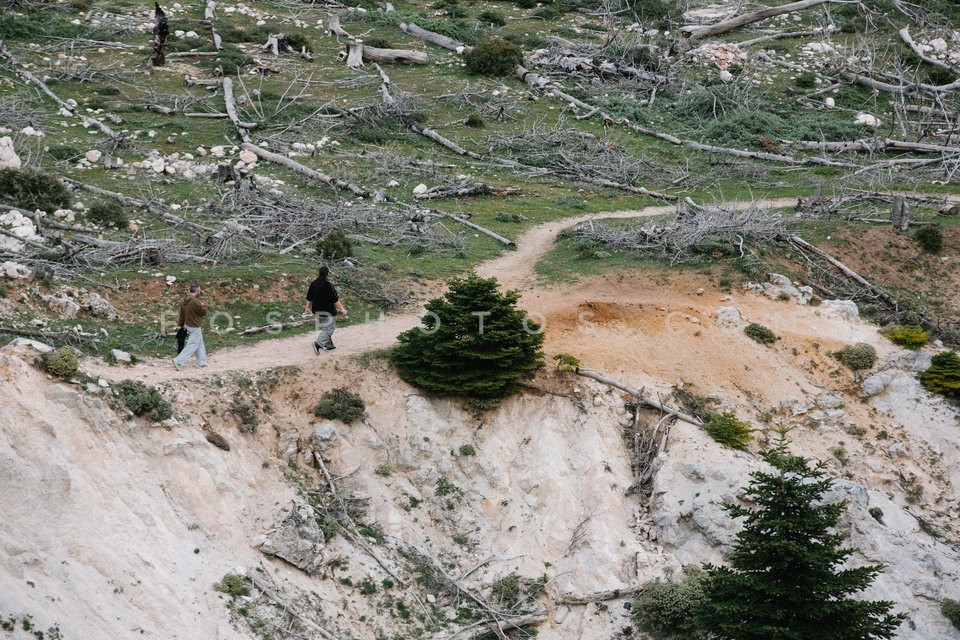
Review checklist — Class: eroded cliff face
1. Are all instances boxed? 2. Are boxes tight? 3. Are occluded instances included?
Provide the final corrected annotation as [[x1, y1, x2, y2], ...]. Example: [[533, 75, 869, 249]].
[[3, 316, 960, 639]]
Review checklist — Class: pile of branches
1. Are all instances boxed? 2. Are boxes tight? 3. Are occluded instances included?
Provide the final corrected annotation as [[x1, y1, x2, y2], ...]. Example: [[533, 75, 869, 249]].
[[209, 187, 465, 255], [574, 202, 786, 263], [72, 235, 212, 266], [486, 123, 669, 185]]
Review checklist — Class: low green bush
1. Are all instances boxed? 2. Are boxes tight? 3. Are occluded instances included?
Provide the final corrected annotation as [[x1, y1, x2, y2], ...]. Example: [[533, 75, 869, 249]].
[[834, 342, 877, 371], [744, 323, 777, 345], [42, 346, 78, 378], [920, 351, 960, 397], [87, 199, 128, 228], [316, 228, 354, 259], [465, 113, 485, 128], [703, 412, 753, 450], [363, 36, 394, 49], [114, 379, 173, 422], [632, 565, 709, 639], [883, 325, 929, 350], [48, 145, 83, 162], [0, 168, 71, 213], [465, 37, 523, 76], [942, 597, 960, 631], [477, 9, 506, 25], [214, 574, 249, 598], [914, 226, 944, 254], [314, 388, 365, 423]]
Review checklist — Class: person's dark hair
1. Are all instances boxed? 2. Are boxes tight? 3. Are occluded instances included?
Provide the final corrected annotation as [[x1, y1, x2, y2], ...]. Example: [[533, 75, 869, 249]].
[[318, 265, 330, 280], [189, 283, 200, 293]]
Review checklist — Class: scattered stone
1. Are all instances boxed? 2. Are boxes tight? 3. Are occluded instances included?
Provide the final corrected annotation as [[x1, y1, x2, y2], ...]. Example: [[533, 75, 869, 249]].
[[84, 149, 102, 163], [111, 349, 132, 364], [260, 504, 326, 575], [0, 137, 21, 170], [238, 149, 257, 164], [816, 393, 844, 409], [165, 275, 177, 286], [2, 261, 31, 279], [386, 179, 400, 187], [412, 183, 429, 195], [824, 97, 835, 108], [855, 113, 881, 127]]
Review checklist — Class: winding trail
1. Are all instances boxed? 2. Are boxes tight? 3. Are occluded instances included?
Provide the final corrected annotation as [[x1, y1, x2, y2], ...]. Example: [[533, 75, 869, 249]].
[[82, 197, 803, 384]]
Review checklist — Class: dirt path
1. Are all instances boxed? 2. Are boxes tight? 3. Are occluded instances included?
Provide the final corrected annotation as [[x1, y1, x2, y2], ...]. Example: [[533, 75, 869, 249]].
[[83, 197, 799, 385]]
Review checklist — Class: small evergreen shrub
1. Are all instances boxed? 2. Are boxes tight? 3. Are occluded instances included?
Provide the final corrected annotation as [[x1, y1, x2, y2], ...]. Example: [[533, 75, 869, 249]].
[[632, 566, 709, 639], [363, 36, 394, 49], [914, 226, 944, 254], [314, 388, 365, 423], [834, 342, 877, 371], [205, 432, 230, 451], [0, 168, 71, 213], [515, 0, 536, 8], [230, 395, 259, 433], [48, 145, 83, 162], [941, 598, 960, 631], [320, 515, 340, 541], [87, 199, 128, 228], [920, 351, 960, 397], [315, 228, 354, 259], [744, 323, 777, 345], [458, 444, 476, 456], [465, 37, 523, 76], [114, 379, 173, 422], [477, 8, 506, 25], [42, 346, 78, 378], [703, 412, 754, 450], [552, 353, 580, 370], [883, 325, 929, 350], [465, 113, 485, 128], [213, 574, 249, 598], [495, 212, 526, 223]]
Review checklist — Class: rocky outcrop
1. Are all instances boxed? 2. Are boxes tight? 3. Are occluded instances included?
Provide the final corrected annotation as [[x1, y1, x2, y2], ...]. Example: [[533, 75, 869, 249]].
[[819, 299, 859, 321], [259, 503, 326, 575]]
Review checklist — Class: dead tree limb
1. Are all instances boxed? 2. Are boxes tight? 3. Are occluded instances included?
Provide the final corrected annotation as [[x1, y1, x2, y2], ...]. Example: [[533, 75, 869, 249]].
[[399, 22, 472, 54], [222, 77, 252, 142], [0, 40, 123, 143], [899, 28, 960, 76], [781, 138, 960, 154], [416, 183, 522, 201], [427, 208, 513, 245], [575, 369, 702, 425], [244, 571, 343, 640], [185, 75, 223, 86], [680, 0, 838, 40], [61, 177, 217, 234], [240, 142, 369, 198], [204, 0, 222, 51], [557, 584, 645, 605], [442, 612, 548, 640], [737, 28, 831, 47]]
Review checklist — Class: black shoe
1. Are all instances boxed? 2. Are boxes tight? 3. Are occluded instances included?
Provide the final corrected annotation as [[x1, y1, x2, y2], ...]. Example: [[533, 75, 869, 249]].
[[321, 345, 336, 351], [312, 342, 320, 355]]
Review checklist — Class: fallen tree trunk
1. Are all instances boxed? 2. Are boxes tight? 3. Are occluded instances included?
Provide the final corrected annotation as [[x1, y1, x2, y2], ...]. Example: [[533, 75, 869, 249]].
[[185, 75, 223, 86], [557, 584, 645, 605], [575, 368, 702, 426], [781, 138, 960, 154], [240, 142, 369, 198], [415, 183, 522, 200], [442, 612, 548, 640], [399, 22, 472, 54], [680, 0, 837, 40], [427, 209, 513, 245], [362, 44, 429, 64], [222, 77, 253, 142]]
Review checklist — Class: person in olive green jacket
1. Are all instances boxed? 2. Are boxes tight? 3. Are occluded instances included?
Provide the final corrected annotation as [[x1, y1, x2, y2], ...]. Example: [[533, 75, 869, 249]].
[[173, 283, 208, 370]]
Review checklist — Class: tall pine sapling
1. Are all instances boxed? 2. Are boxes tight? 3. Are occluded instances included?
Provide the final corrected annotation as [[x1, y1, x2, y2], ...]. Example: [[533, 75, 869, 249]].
[[391, 274, 544, 401], [701, 430, 905, 640]]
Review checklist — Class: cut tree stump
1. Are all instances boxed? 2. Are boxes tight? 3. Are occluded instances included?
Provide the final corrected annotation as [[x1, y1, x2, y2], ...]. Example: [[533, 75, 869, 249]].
[[150, 2, 169, 66]]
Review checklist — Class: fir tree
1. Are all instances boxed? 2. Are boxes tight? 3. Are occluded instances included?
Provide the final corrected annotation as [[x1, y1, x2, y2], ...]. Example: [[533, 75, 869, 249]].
[[391, 274, 544, 400], [701, 431, 905, 640]]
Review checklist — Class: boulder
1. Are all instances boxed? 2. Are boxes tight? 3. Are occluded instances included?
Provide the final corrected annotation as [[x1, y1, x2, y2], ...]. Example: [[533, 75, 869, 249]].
[[276, 426, 300, 463], [259, 504, 326, 575], [818, 299, 859, 321], [1, 337, 53, 353], [84, 292, 118, 320], [714, 306, 742, 328], [111, 349, 132, 364], [84, 149, 102, 163], [238, 149, 257, 164], [2, 261, 31, 279], [0, 137, 21, 170], [42, 294, 81, 319], [412, 183, 429, 195], [311, 422, 338, 459]]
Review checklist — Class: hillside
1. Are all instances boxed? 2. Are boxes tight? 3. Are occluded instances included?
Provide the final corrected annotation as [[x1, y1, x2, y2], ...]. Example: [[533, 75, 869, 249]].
[[3, 0, 960, 638]]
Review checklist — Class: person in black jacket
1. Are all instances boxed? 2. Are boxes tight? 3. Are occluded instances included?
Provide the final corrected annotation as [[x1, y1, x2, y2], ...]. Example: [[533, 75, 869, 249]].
[[304, 265, 348, 353]]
